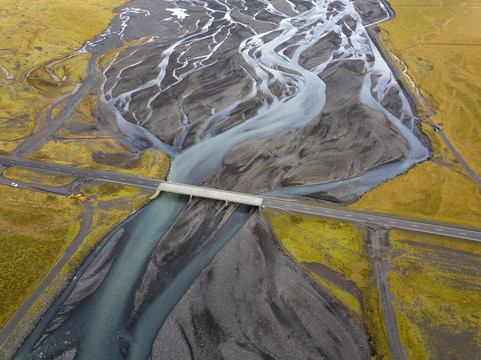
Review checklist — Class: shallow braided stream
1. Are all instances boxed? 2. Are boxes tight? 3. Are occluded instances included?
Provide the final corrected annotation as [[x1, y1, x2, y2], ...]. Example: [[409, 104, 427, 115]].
[[15, 0, 428, 358]]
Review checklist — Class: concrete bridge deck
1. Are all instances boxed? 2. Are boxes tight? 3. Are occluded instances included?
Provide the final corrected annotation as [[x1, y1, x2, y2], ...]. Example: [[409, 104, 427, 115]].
[[157, 181, 263, 206], [0, 155, 480, 242], [156, 181, 481, 243]]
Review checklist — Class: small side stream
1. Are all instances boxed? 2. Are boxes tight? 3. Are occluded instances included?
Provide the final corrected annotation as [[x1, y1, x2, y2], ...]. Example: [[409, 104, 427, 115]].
[[14, 0, 429, 358]]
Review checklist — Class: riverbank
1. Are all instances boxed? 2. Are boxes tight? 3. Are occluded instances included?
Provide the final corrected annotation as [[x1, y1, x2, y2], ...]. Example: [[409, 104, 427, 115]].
[[0, 0, 176, 355], [0, 175, 160, 358], [350, 0, 481, 358], [350, 0, 481, 228], [2, 0, 444, 358]]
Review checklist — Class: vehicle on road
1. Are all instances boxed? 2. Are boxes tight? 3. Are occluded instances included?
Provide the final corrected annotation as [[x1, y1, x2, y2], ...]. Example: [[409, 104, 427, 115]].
[[10, 182, 18, 187]]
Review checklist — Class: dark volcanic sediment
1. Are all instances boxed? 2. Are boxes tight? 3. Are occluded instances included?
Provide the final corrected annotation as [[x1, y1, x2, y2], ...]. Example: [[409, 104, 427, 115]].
[[204, 58, 410, 195], [152, 212, 371, 359], [11, 0, 430, 357], [131, 198, 238, 317], [101, 0, 415, 202]]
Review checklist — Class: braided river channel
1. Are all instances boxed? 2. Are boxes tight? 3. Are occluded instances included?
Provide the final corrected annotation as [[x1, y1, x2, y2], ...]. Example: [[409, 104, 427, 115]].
[[15, 0, 428, 358]]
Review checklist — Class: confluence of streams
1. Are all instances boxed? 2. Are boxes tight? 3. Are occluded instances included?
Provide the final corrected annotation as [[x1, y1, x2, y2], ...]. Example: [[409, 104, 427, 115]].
[[15, 0, 428, 358]]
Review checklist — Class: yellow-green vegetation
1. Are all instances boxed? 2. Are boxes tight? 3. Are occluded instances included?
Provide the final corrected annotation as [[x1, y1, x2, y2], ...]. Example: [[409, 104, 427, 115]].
[[0, 0, 128, 148], [388, 230, 481, 359], [351, 160, 481, 228], [32, 83, 170, 179], [3, 167, 74, 187], [119, 149, 170, 179], [0, 186, 82, 327], [378, 0, 481, 177], [72, 183, 152, 266], [381, 0, 481, 174], [25, 52, 93, 100], [0, 181, 154, 358], [0, 141, 21, 156], [266, 211, 391, 359], [83, 182, 143, 202], [351, 0, 481, 227], [30, 138, 130, 165], [29, 139, 170, 179], [394, 306, 426, 360], [57, 90, 104, 138]]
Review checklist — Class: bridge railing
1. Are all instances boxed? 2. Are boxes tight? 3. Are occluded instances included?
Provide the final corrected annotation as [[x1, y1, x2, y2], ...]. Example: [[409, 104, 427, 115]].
[[157, 181, 263, 207]]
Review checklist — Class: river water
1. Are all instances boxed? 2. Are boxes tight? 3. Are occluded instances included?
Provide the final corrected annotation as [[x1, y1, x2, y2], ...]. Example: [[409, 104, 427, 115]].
[[15, 0, 428, 358]]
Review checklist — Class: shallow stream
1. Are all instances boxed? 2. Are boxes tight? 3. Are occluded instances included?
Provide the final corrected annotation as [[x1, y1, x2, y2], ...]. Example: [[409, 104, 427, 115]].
[[15, 0, 428, 358]]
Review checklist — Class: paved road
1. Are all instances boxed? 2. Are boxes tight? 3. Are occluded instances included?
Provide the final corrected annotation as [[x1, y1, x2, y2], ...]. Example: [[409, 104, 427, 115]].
[[263, 197, 481, 242], [155, 181, 481, 242], [0, 155, 161, 190], [0, 156, 161, 351], [0, 203, 94, 350], [1, 155, 480, 242]]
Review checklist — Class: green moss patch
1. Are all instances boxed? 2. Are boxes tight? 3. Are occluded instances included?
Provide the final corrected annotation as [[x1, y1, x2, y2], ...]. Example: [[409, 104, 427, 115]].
[[0, 187, 82, 327], [3, 167, 74, 187], [266, 211, 391, 359], [389, 230, 481, 359]]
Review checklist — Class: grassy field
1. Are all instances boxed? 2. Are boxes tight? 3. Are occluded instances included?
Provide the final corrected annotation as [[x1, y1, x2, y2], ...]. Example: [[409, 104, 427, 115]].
[[0, 186, 83, 328], [30, 140, 170, 179], [388, 230, 481, 359], [3, 167, 74, 187], [73, 182, 152, 262], [266, 211, 391, 359], [0, 180, 156, 327], [0, 181, 153, 358], [27, 81, 170, 179], [351, 159, 481, 227], [379, 0, 481, 176], [0, 1, 171, 351], [351, 123, 481, 227], [0, 0, 127, 151], [351, 0, 481, 227]]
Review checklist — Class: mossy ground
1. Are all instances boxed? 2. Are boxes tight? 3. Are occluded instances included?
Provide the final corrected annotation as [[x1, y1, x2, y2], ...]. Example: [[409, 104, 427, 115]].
[[30, 139, 170, 179], [350, 4, 481, 356], [354, 0, 481, 226], [71, 182, 152, 268], [266, 211, 391, 359], [0, 1, 171, 348], [0, 0, 128, 151], [28, 86, 170, 179], [379, 0, 481, 178], [388, 230, 481, 359], [0, 186, 82, 328], [0, 182, 153, 343], [3, 167, 74, 187], [351, 160, 481, 228]]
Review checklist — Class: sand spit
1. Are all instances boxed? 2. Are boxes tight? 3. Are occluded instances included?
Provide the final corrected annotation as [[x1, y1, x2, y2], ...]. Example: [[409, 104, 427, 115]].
[[152, 212, 371, 359]]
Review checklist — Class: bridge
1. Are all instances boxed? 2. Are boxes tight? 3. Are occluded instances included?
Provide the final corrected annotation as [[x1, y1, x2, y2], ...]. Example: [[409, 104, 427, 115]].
[[155, 181, 481, 243], [157, 181, 263, 206], [1, 155, 481, 242]]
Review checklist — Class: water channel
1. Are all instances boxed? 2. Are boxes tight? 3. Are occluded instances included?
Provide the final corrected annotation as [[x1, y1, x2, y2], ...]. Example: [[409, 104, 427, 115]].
[[15, 0, 428, 358]]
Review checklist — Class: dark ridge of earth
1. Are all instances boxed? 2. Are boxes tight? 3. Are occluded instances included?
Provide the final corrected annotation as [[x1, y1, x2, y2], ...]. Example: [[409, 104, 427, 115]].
[[152, 212, 371, 359]]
